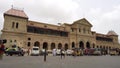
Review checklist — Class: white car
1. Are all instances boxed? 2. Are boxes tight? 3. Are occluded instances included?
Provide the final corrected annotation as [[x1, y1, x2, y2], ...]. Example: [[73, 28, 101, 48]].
[[56, 49, 61, 56], [66, 49, 73, 56], [31, 47, 40, 56], [40, 49, 48, 55]]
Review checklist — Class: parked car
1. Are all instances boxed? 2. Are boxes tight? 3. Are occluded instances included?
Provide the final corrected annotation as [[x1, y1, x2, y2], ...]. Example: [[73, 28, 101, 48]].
[[31, 47, 40, 56], [56, 49, 61, 56], [83, 48, 94, 55], [5, 47, 25, 56], [93, 48, 102, 56], [66, 49, 73, 56], [40, 49, 48, 56]]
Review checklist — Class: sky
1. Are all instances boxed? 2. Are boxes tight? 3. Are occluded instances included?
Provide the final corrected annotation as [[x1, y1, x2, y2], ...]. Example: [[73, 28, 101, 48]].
[[0, 0, 120, 41]]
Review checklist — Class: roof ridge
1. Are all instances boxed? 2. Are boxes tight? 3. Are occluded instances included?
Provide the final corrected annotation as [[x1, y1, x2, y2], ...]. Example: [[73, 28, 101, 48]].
[[4, 8, 28, 19]]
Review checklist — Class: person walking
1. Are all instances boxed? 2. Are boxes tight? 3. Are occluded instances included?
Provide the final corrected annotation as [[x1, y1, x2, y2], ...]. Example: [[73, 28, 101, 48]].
[[60, 48, 65, 59], [0, 41, 5, 60], [27, 48, 30, 56], [52, 48, 56, 56]]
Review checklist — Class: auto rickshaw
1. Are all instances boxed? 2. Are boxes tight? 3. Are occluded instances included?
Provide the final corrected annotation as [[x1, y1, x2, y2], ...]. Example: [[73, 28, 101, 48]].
[[109, 48, 118, 56], [72, 48, 83, 56]]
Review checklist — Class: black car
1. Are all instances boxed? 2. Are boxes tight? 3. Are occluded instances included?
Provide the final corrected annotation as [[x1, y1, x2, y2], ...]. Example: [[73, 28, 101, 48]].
[[5, 48, 25, 56]]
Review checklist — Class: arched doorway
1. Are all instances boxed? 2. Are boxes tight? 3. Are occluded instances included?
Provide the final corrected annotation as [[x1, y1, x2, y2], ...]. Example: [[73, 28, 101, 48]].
[[51, 43, 55, 50], [93, 43, 95, 48], [58, 43, 62, 49], [79, 41, 84, 49], [43, 42, 48, 49], [72, 42, 75, 48], [100, 46, 102, 49], [64, 43, 68, 50], [86, 42, 90, 48], [34, 41, 40, 47], [97, 46, 99, 48]]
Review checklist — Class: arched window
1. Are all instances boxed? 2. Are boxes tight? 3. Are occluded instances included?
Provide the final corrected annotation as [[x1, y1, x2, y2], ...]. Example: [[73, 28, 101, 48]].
[[86, 42, 90, 48], [28, 38, 31, 40], [79, 41, 84, 49], [58, 43, 62, 49], [72, 42, 75, 48], [79, 28, 81, 33], [100, 46, 102, 48], [43, 42, 48, 49], [27, 42, 31, 47], [34, 41, 40, 47], [64, 44, 68, 50], [16, 22, 19, 28], [51, 43, 55, 50], [12, 22, 15, 28], [93, 43, 95, 48]]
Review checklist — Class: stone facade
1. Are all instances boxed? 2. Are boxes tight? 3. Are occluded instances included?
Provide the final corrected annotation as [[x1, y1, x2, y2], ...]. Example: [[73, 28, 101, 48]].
[[1, 8, 120, 51]]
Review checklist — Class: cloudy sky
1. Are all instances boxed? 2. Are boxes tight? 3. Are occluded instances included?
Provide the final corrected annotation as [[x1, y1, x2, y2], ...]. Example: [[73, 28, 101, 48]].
[[0, 0, 120, 40]]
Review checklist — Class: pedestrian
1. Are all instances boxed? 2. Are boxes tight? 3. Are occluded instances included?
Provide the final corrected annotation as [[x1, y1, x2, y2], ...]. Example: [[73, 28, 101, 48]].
[[60, 48, 65, 59], [0, 41, 5, 60], [52, 48, 56, 56], [73, 49, 76, 57], [27, 48, 30, 56]]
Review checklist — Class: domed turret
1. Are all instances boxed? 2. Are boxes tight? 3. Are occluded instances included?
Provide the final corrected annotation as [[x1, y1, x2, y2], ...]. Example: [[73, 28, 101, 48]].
[[107, 30, 118, 36]]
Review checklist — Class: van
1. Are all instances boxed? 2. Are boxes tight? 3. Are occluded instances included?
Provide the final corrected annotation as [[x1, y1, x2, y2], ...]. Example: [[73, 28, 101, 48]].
[[93, 48, 101, 56], [31, 47, 40, 56]]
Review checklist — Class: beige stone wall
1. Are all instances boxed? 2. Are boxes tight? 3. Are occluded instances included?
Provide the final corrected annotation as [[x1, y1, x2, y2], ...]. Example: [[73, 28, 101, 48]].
[[1, 32, 27, 48], [1, 14, 120, 50], [3, 15, 28, 33], [26, 33, 69, 50]]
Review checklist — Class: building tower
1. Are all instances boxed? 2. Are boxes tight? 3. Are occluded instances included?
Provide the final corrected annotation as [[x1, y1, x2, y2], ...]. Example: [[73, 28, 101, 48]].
[[1, 8, 28, 47]]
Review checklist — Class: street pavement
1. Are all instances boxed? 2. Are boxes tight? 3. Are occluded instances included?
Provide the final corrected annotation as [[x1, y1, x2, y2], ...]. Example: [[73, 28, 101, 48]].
[[0, 55, 120, 68]]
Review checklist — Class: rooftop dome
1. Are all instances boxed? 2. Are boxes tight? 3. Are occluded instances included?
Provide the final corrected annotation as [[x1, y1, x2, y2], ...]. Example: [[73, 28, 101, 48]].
[[107, 30, 118, 36]]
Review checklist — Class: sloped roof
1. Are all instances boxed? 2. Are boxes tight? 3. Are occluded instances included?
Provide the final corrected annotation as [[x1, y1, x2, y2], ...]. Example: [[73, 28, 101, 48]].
[[107, 30, 118, 36], [4, 8, 28, 19], [73, 18, 93, 27]]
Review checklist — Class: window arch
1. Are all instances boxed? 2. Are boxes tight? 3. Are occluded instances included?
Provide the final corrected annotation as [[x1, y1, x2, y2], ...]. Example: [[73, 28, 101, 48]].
[[79, 41, 84, 49], [27, 42, 31, 47], [79, 28, 81, 33], [72, 42, 75, 48], [64, 43, 68, 50], [51, 43, 55, 50], [43, 42, 48, 49], [12, 22, 15, 28], [58, 43, 62, 49], [93, 43, 95, 48], [16, 22, 19, 28], [34, 41, 40, 47], [86, 42, 90, 48]]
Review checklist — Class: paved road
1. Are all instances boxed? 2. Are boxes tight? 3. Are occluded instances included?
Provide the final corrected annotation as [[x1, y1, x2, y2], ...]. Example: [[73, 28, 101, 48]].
[[0, 55, 120, 68]]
